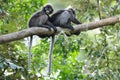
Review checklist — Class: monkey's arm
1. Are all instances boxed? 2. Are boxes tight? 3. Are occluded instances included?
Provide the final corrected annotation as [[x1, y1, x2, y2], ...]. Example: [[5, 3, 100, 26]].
[[46, 20, 57, 32], [70, 18, 81, 35], [71, 17, 82, 24], [69, 17, 81, 36]]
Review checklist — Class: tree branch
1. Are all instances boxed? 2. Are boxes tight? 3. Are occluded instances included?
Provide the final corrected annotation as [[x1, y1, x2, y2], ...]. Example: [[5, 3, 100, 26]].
[[0, 15, 120, 44]]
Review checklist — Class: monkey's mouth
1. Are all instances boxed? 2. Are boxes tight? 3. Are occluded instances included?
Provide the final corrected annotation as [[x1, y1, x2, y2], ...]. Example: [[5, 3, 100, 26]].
[[46, 10, 51, 14]]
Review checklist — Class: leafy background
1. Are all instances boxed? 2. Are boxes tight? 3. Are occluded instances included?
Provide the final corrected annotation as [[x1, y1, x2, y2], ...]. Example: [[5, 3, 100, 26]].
[[0, 0, 120, 79]]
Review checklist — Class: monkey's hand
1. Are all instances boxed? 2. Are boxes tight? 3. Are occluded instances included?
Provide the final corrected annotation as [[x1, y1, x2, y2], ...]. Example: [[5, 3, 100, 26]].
[[52, 27, 57, 32], [46, 21, 57, 32]]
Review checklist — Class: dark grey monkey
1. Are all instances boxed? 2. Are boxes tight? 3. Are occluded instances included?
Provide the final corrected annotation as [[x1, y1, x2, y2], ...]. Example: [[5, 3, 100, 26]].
[[29, 4, 57, 37], [50, 8, 82, 36], [28, 4, 57, 72], [46, 7, 82, 75]]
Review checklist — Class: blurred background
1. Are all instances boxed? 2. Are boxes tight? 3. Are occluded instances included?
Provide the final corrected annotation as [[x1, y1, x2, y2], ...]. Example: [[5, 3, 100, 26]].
[[0, 0, 120, 79]]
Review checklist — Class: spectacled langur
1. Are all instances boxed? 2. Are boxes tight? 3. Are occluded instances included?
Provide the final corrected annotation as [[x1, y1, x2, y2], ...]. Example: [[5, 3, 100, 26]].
[[41, 7, 82, 75], [50, 7, 82, 36], [28, 4, 57, 74], [44, 7, 82, 75]]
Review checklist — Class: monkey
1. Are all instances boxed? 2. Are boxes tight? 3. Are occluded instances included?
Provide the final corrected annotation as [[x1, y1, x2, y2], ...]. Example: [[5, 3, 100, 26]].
[[45, 7, 82, 75], [49, 7, 82, 36], [28, 4, 57, 73], [44, 7, 82, 75], [28, 4, 57, 35]]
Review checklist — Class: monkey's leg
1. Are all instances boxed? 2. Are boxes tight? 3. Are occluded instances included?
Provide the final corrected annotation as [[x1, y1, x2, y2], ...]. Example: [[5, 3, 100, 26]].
[[62, 24, 75, 36], [50, 25, 57, 32], [28, 35, 33, 71], [38, 25, 52, 31], [37, 24, 54, 38], [47, 36, 55, 75]]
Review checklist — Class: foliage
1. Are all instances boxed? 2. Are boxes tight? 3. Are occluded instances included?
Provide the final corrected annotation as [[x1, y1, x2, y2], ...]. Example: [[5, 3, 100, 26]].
[[0, 0, 47, 79], [60, 0, 120, 79], [0, 0, 120, 80]]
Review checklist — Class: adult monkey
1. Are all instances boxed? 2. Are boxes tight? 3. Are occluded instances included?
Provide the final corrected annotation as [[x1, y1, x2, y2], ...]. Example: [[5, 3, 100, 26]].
[[46, 7, 82, 75], [28, 4, 57, 73], [46, 7, 82, 74], [50, 7, 82, 36]]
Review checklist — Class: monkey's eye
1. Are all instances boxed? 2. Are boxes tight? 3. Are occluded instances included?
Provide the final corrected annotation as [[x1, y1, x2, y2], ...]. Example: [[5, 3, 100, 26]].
[[45, 7, 49, 11]]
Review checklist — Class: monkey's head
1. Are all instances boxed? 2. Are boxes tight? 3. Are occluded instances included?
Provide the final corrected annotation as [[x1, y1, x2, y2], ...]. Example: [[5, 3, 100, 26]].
[[42, 4, 54, 15], [67, 8, 76, 17]]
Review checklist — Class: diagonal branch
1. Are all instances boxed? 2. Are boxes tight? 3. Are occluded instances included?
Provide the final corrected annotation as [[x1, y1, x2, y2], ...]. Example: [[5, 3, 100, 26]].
[[0, 14, 120, 44]]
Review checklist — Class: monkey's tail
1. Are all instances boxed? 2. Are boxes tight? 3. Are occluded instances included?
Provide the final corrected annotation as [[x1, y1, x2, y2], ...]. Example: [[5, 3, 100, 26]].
[[28, 35, 33, 71], [47, 35, 55, 75]]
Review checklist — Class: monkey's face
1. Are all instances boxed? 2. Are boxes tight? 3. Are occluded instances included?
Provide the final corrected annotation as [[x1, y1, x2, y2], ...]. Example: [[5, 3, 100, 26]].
[[43, 5, 54, 14]]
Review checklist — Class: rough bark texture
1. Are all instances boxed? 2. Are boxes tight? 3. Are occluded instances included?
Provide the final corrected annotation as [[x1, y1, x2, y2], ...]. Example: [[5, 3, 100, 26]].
[[0, 15, 120, 44]]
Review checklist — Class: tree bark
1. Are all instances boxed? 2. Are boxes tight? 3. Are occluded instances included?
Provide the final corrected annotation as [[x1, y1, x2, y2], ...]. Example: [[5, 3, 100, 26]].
[[0, 15, 120, 44]]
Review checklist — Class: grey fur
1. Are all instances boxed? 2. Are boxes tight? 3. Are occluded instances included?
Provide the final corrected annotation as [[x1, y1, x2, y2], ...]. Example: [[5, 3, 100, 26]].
[[50, 8, 82, 36]]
